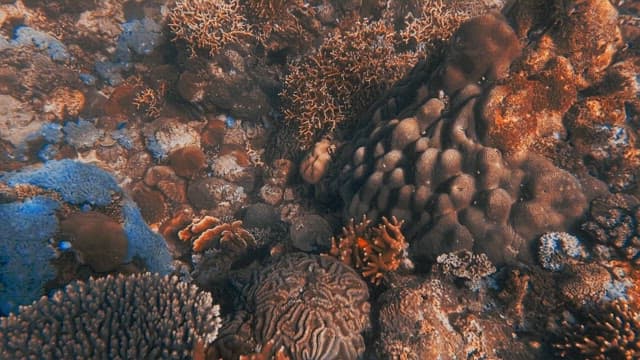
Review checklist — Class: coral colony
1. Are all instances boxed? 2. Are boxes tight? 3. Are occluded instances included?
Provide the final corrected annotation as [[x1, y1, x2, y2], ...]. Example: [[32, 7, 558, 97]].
[[0, 0, 639, 359]]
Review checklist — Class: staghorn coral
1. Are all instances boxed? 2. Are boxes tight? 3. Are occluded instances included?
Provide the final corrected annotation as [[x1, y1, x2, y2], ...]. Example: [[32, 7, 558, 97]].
[[242, 0, 317, 53], [168, 0, 252, 57], [212, 253, 370, 359], [0, 273, 221, 359], [555, 299, 640, 360], [280, 17, 421, 151], [179, 215, 256, 253], [329, 215, 410, 285]]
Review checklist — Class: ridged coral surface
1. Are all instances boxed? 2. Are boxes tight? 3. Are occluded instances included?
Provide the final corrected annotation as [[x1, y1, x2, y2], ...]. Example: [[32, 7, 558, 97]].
[[0, 273, 221, 359], [213, 253, 370, 359]]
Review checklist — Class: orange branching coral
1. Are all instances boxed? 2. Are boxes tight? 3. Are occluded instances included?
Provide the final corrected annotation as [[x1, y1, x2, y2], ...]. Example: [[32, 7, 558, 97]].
[[179, 216, 256, 252], [133, 83, 165, 119], [168, 0, 252, 57], [330, 215, 408, 285]]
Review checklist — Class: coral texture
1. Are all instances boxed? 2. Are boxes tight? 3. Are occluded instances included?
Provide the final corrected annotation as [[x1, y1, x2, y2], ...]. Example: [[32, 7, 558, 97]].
[[330, 9, 608, 266], [0, 273, 221, 359], [168, 0, 251, 57], [212, 253, 370, 359], [0, 196, 58, 315], [329, 215, 410, 284], [179, 216, 256, 253], [555, 299, 640, 360], [581, 193, 640, 264]]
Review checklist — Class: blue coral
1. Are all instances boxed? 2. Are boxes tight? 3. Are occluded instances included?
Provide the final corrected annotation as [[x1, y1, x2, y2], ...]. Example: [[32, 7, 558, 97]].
[[11, 26, 69, 62], [62, 119, 104, 149], [0, 197, 59, 315], [95, 18, 161, 85], [122, 199, 172, 274], [1, 160, 120, 206]]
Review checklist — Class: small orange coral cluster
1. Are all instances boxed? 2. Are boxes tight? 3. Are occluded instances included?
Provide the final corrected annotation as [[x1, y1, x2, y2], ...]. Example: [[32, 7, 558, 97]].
[[133, 83, 166, 119], [179, 216, 256, 252], [329, 215, 407, 285]]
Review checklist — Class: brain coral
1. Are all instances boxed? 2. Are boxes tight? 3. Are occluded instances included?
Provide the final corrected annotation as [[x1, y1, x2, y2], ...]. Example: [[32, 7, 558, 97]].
[[329, 8, 616, 266], [0, 273, 221, 359], [212, 253, 370, 359]]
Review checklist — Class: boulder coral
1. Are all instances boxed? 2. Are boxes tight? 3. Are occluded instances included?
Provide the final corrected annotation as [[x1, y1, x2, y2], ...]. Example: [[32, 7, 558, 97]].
[[328, 2, 631, 267], [211, 253, 370, 359]]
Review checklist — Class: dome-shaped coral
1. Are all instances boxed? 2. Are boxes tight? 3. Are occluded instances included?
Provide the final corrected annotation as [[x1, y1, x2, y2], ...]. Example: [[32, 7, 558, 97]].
[[212, 253, 370, 359]]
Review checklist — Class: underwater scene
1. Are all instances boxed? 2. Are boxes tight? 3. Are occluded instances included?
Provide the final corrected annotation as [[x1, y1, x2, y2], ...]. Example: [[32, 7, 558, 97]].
[[0, 0, 639, 358]]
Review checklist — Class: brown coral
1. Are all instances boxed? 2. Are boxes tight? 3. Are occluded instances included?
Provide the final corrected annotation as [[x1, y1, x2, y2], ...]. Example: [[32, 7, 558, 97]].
[[555, 299, 640, 360], [168, 0, 252, 57], [0, 273, 221, 359], [179, 215, 256, 253], [330, 215, 409, 285], [59, 211, 128, 273], [212, 253, 370, 359]]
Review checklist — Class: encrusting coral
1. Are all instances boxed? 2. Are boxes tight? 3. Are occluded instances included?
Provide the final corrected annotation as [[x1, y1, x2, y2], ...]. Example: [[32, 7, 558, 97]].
[[329, 215, 410, 285], [179, 215, 256, 253], [0, 273, 221, 359]]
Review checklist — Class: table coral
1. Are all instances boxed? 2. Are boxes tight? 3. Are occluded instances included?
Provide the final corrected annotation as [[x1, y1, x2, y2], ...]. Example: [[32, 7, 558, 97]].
[[0, 273, 221, 359]]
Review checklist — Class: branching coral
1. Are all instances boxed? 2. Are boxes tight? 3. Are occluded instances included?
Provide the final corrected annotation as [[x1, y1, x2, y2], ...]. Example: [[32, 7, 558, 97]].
[[555, 299, 640, 359], [168, 0, 252, 57], [280, 18, 421, 150], [330, 215, 409, 285], [179, 215, 256, 252], [242, 0, 316, 52], [0, 273, 221, 359]]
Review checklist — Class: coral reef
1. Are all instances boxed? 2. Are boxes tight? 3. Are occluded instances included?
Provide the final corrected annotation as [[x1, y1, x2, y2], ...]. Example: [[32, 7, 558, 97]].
[[0, 160, 173, 313], [0, 196, 58, 315], [329, 215, 410, 285], [0, 273, 221, 359], [375, 274, 534, 359], [328, 3, 634, 266], [212, 253, 370, 359]]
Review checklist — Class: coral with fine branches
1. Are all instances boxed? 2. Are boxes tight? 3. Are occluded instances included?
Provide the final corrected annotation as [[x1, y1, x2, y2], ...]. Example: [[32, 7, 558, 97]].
[[168, 0, 252, 57], [330, 215, 409, 285]]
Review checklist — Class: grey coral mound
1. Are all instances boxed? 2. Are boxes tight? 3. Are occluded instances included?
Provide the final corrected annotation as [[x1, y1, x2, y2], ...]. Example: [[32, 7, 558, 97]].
[[0, 273, 221, 360]]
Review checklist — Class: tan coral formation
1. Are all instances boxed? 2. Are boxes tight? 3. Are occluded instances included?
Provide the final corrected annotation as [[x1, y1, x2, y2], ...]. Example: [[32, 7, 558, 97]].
[[211, 253, 370, 359], [179, 215, 256, 253], [330, 0, 636, 266]]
